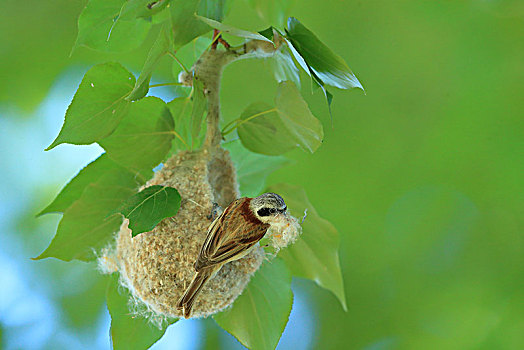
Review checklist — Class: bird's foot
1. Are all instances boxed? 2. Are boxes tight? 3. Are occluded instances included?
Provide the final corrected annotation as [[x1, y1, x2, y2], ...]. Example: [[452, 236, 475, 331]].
[[207, 202, 222, 220]]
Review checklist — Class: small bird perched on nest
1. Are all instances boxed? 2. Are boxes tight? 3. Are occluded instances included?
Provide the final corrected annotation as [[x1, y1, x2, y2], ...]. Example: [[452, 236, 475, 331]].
[[177, 193, 289, 318]]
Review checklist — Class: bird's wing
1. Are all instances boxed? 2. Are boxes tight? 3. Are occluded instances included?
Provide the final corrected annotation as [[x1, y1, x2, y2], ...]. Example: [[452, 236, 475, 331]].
[[194, 200, 269, 271], [195, 224, 268, 271]]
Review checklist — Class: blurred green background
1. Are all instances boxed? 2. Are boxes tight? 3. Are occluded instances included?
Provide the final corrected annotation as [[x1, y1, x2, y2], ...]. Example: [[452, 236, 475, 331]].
[[1, 0, 523, 349]]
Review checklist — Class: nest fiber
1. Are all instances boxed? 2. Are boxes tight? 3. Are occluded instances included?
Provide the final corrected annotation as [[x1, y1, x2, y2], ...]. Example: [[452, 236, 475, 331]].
[[100, 149, 265, 320]]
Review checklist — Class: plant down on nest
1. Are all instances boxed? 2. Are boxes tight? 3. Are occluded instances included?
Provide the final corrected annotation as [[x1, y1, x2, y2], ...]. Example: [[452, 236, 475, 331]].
[[36, 1, 364, 349]]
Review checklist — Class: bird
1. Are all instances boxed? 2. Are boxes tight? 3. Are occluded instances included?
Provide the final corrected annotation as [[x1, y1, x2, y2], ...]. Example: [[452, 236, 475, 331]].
[[176, 192, 288, 318]]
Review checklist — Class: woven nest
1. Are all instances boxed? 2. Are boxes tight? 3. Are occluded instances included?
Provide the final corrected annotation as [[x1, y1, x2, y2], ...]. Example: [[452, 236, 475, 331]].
[[100, 149, 265, 321]]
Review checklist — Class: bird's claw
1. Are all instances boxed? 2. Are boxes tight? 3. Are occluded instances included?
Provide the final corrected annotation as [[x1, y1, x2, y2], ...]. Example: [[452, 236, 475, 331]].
[[207, 202, 222, 220]]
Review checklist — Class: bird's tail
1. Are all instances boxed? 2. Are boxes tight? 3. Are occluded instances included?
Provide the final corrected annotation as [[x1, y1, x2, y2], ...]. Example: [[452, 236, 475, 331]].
[[176, 270, 211, 318]]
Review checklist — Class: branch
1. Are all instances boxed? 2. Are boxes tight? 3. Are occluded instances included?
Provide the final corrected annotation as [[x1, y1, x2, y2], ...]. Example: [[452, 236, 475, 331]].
[[178, 37, 282, 152]]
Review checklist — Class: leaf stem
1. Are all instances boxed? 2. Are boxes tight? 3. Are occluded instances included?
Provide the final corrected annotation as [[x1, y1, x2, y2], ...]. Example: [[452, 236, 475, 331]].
[[209, 30, 223, 51], [220, 118, 239, 135], [222, 108, 277, 136], [149, 82, 184, 88], [168, 51, 189, 73], [170, 130, 189, 149]]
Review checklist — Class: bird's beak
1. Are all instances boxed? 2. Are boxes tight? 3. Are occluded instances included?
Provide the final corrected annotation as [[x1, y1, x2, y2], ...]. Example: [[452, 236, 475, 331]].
[[278, 211, 289, 219]]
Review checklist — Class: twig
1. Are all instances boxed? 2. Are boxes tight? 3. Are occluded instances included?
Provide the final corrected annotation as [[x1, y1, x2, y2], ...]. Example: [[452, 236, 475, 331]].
[[211, 29, 220, 50]]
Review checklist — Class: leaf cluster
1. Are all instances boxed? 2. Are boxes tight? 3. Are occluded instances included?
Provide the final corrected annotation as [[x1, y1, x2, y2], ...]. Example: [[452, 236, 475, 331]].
[[38, 1, 361, 349]]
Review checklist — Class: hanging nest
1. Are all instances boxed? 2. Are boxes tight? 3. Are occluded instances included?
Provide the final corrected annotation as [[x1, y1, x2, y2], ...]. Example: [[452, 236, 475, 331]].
[[100, 148, 269, 321], [98, 41, 301, 323]]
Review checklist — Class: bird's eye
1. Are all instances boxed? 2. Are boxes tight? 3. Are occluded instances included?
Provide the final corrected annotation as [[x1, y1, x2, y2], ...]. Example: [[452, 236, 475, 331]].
[[270, 208, 276, 214]]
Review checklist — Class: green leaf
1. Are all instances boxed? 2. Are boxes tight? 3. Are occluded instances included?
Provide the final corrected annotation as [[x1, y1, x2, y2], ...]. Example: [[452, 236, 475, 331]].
[[128, 23, 173, 101], [171, 36, 212, 77], [35, 168, 143, 262], [267, 183, 347, 311], [285, 17, 363, 91], [199, 0, 229, 22], [237, 81, 323, 155], [214, 258, 293, 350], [258, 26, 274, 40], [196, 15, 272, 42], [38, 154, 121, 216], [285, 37, 309, 74], [275, 81, 323, 152], [151, 6, 172, 24], [107, 274, 176, 350], [60, 271, 108, 329], [191, 77, 207, 143], [169, 0, 206, 49], [237, 102, 296, 156], [323, 87, 334, 120], [270, 46, 301, 88], [99, 97, 174, 174], [73, 0, 152, 53], [169, 0, 226, 49], [46, 63, 135, 150], [115, 185, 181, 236], [126, 76, 151, 103], [223, 141, 291, 197], [121, 0, 170, 20], [245, 0, 296, 27], [167, 97, 192, 151]]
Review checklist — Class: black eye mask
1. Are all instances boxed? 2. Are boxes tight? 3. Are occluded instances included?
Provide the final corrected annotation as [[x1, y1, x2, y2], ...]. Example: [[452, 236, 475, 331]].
[[257, 206, 286, 217], [257, 208, 272, 217]]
